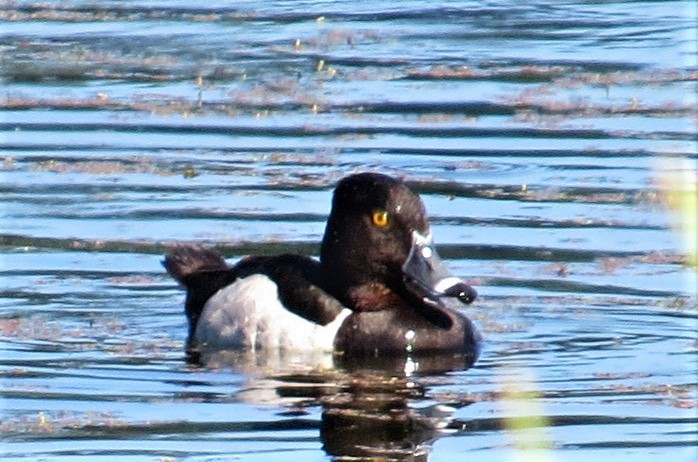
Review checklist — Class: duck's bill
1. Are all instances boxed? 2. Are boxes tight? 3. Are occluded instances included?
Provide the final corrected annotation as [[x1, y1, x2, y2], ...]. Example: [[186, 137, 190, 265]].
[[402, 231, 477, 306]]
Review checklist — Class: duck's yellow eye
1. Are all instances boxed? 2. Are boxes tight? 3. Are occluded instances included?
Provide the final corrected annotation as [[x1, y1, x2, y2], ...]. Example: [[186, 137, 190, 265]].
[[372, 210, 389, 228]]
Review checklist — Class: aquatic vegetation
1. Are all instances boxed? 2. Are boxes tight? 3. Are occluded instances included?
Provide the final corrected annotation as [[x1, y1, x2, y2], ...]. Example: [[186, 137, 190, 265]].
[[655, 158, 698, 270]]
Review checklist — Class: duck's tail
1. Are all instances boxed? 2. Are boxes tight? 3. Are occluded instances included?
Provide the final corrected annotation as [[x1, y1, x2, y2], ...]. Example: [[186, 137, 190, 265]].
[[162, 245, 228, 287], [163, 245, 233, 361]]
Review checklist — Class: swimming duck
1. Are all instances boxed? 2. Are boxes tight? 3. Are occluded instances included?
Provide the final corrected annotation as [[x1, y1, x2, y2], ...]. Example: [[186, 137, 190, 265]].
[[163, 172, 480, 363]]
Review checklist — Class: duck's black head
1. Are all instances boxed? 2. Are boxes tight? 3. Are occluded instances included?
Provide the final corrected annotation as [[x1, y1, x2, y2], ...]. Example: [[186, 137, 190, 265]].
[[320, 173, 476, 327]]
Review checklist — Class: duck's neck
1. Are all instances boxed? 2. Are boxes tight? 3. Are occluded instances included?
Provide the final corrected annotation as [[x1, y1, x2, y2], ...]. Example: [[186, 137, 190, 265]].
[[320, 222, 357, 302]]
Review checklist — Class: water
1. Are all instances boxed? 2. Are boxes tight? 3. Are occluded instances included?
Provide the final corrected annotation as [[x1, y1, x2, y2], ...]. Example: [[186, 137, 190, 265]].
[[1, 0, 696, 460]]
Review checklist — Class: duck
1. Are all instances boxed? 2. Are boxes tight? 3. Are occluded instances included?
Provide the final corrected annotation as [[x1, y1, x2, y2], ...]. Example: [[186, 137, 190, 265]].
[[163, 172, 480, 364]]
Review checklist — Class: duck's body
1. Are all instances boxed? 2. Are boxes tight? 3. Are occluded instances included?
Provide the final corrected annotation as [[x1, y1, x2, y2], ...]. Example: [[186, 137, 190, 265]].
[[194, 273, 351, 352], [164, 173, 480, 365]]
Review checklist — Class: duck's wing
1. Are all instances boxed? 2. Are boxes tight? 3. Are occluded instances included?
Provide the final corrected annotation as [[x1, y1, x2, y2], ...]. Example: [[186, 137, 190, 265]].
[[249, 254, 346, 326], [163, 247, 346, 344]]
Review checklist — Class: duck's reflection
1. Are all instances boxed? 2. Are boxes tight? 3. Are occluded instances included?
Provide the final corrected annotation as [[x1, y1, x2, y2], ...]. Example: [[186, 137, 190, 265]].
[[320, 375, 463, 460], [191, 350, 475, 461]]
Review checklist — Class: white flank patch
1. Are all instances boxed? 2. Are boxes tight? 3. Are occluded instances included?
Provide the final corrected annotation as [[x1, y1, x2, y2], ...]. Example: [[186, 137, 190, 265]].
[[194, 274, 350, 352]]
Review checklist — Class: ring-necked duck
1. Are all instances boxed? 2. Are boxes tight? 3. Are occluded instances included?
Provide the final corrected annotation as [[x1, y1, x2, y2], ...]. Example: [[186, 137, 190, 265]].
[[164, 173, 480, 364]]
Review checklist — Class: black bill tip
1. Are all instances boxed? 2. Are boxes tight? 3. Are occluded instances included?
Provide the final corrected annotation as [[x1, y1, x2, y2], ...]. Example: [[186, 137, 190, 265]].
[[441, 282, 477, 305]]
